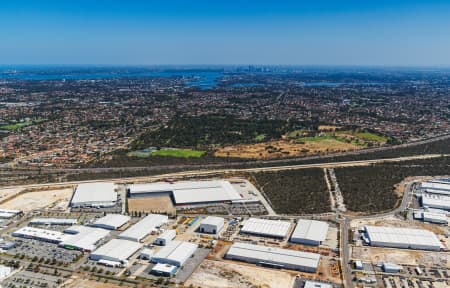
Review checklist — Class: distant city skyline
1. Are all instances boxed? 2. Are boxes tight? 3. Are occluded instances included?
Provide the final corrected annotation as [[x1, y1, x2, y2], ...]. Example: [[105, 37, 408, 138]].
[[1, 0, 450, 66]]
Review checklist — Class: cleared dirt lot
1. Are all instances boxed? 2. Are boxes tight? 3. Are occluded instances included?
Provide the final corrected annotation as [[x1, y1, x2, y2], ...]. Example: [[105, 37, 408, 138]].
[[350, 217, 448, 235], [64, 277, 123, 288], [128, 195, 175, 214], [352, 246, 448, 268], [185, 259, 296, 288], [0, 188, 72, 212], [214, 139, 359, 159]]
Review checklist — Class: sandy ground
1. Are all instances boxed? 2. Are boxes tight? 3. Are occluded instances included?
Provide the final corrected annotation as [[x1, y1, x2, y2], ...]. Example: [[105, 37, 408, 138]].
[[63, 277, 123, 288], [352, 246, 448, 268], [0, 188, 72, 212], [185, 259, 296, 288], [128, 196, 175, 214], [0, 187, 23, 203], [350, 217, 448, 235], [214, 139, 360, 159]]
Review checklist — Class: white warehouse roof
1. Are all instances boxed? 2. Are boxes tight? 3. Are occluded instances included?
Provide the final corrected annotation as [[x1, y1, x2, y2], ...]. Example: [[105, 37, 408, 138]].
[[365, 226, 442, 251], [421, 193, 450, 210], [156, 229, 176, 242], [421, 182, 450, 193], [152, 240, 198, 267], [71, 182, 117, 207], [118, 214, 168, 242], [226, 242, 320, 272], [240, 218, 291, 238], [30, 218, 77, 225], [59, 225, 110, 251], [304, 281, 333, 288], [128, 180, 242, 205], [90, 239, 142, 264], [201, 216, 224, 226], [91, 214, 131, 230], [291, 220, 329, 245], [12, 226, 68, 243]]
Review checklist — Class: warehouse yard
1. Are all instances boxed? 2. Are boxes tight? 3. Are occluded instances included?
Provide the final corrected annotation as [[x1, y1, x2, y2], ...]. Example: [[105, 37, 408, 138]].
[[352, 246, 448, 268], [0, 187, 72, 212], [128, 195, 175, 214], [185, 259, 295, 288]]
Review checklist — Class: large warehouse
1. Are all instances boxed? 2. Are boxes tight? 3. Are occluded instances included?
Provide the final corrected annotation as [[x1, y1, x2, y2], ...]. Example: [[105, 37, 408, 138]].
[[91, 214, 131, 230], [364, 226, 442, 251], [70, 182, 117, 208], [118, 214, 168, 242], [151, 240, 198, 267], [12, 227, 68, 243], [290, 220, 329, 246], [127, 180, 242, 205], [199, 216, 224, 234], [90, 239, 142, 265], [420, 181, 450, 195], [240, 218, 291, 238], [225, 242, 320, 273], [30, 218, 77, 226], [421, 193, 450, 210], [59, 225, 110, 251]]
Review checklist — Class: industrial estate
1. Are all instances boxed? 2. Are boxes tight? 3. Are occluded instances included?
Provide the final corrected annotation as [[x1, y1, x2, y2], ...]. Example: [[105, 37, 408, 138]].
[[1, 66, 450, 288], [0, 172, 448, 288]]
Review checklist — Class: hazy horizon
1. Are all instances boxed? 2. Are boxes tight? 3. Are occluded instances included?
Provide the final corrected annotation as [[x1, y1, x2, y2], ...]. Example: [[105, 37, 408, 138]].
[[1, 1, 450, 66]]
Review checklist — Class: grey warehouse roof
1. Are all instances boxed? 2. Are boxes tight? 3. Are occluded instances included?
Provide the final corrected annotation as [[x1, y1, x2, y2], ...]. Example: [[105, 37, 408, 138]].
[[291, 220, 329, 243], [71, 182, 117, 205], [91, 239, 142, 263], [365, 226, 442, 250], [119, 214, 168, 242], [200, 216, 224, 227], [226, 242, 320, 270], [60, 225, 110, 251], [128, 180, 242, 204], [240, 218, 291, 238], [91, 214, 131, 230]]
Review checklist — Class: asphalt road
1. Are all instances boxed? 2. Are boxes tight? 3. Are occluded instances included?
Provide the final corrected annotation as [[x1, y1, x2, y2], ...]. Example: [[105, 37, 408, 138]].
[[0, 153, 445, 190], [2, 133, 449, 175]]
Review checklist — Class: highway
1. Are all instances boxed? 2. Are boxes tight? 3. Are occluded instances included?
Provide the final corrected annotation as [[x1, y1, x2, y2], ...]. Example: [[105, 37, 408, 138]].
[[2, 133, 449, 176], [0, 153, 447, 190]]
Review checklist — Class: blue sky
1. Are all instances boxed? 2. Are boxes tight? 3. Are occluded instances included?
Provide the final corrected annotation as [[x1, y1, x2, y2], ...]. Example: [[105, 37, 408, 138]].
[[1, 0, 450, 65]]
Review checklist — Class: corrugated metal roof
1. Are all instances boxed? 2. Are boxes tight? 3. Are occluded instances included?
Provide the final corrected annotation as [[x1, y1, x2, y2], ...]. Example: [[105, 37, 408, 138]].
[[71, 182, 117, 205], [240, 218, 291, 238], [422, 193, 450, 209], [227, 242, 320, 270], [30, 218, 77, 225], [91, 239, 141, 262], [291, 220, 329, 243], [421, 182, 450, 192], [118, 214, 168, 241], [365, 226, 441, 250], [128, 180, 242, 204], [156, 229, 176, 241], [60, 225, 110, 251], [152, 240, 198, 266], [200, 216, 224, 227], [92, 214, 130, 229], [13, 226, 68, 243]]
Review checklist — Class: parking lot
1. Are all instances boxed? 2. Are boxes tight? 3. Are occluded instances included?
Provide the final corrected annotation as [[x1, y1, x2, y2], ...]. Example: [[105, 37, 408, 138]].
[[7, 238, 82, 265], [2, 270, 65, 288]]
